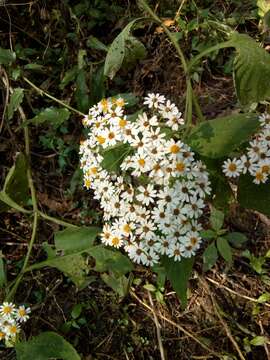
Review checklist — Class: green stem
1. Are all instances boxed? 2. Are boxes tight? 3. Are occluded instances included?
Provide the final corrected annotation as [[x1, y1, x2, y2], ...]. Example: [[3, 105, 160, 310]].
[[23, 77, 85, 116], [38, 211, 79, 229], [188, 40, 233, 72], [192, 89, 205, 122]]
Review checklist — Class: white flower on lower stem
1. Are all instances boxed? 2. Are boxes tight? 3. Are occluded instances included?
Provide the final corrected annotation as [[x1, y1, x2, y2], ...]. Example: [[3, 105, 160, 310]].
[[108, 230, 124, 248], [222, 158, 243, 178], [128, 244, 148, 264], [143, 93, 165, 109], [253, 170, 268, 184], [142, 249, 160, 266], [136, 184, 157, 206], [136, 220, 157, 240], [167, 112, 185, 131], [15, 306, 31, 323], [0, 303, 15, 318], [167, 242, 184, 261]]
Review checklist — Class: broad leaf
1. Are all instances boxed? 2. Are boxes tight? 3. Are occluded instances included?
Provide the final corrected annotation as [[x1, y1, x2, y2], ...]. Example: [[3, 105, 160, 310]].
[[7, 88, 24, 120], [210, 207, 224, 232], [0, 47, 16, 65], [16, 332, 80, 360], [101, 143, 132, 172], [87, 36, 108, 52], [60, 66, 78, 90], [75, 69, 89, 113], [104, 19, 145, 79], [186, 113, 259, 158], [162, 256, 194, 308], [101, 273, 130, 297], [203, 242, 218, 271], [231, 32, 270, 106], [238, 174, 270, 216], [0, 153, 29, 212], [257, 0, 270, 18], [224, 232, 248, 248], [55, 227, 101, 253], [216, 237, 233, 264], [200, 229, 216, 239], [27, 107, 70, 128]]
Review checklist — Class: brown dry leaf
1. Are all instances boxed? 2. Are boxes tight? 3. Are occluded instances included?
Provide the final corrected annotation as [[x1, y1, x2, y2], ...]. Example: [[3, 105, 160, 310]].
[[37, 192, 70, 212], [155, 18, 175, 33]]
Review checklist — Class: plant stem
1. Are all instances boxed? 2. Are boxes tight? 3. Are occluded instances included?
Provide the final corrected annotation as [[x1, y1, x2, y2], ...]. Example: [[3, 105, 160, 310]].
[[38, 211, 79, 229], [188, 40, 233, 72], [23, 77, 85, 116]]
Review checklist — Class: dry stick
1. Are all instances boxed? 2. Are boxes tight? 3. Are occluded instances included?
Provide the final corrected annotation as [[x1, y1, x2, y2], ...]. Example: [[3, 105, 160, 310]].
[[130, 290, 220, 357], [199, 278, 246, 360], [174, 0, 187, 21], [0, 66, 10, 134], [258, 320, 270, 360], [147, 291, 166, 360], [206, 276, 270, 308]]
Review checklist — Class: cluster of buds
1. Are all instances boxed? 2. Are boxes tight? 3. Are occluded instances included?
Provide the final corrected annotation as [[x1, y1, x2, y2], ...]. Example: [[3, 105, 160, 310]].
[[80, 94, 211, 266], [223, 113, 270, 184], [0, 302, 31, 346]]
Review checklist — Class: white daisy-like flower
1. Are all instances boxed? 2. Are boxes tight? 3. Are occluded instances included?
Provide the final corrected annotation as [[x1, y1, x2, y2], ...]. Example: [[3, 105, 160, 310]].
[[222, 158, 243, 178], [136, 184, 157, 205], [143, 93, 165, 109]]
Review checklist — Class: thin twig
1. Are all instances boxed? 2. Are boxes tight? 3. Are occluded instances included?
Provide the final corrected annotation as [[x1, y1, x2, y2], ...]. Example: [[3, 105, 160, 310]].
[[199, 278, 246, 360], [130, 290, 220, 357], [174, 0, 187, 21], [259, 320, 270, 360], [0, 66, 10, 134], [206, 276, 270, 308], [147, 291, 166, 360]]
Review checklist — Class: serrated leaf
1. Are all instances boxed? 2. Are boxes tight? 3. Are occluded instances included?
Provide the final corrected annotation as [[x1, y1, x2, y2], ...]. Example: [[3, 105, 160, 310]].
[[238, 174, 270, 216], [257, 292, 270, 303], [224, 232, 248, 248], [55, 227, 101, 253], [0, 153, 29, 213], [7, 88, 24, 120], [104, 19, 145, 79], [186, 113, 259, 158], [250, 336, 267, 346], [162, 256, 194, 308], [216, 237, 233, 264], [210, 207, 224, 232], [0, 47, 16, 65], [101, 143, 132, 172], [101, 273, 130, 297], [15, 331, 80, 360], [203, 242, 218, 271], [257, 0, 270, 18], [27, 107, 70, 128], [231, 32, 270, 106]]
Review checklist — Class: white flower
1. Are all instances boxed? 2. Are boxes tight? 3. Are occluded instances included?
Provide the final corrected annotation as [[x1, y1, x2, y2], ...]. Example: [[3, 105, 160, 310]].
[[136, 184, 157, 205], [166, 112, 185, 131], [158, 100, 179, 117], [15, 306, 31, 323], [0, 303, 15, 318], [168, 242, 184, 261], [222, 158, 243, 178], [143, 93, 165, 109]]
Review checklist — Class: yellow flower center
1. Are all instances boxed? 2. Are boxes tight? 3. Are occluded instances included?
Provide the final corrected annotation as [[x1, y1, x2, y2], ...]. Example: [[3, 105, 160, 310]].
[[3, 306, 12, 314], [111, 237, 120, 246], [84, 179, 91, 188], [9, 325, 18, 335], [138, 159, 145, 167], [115, 98, 125, 107], [176, 162, 185, 172], [118, 118, 127, 128], [123, 224, 131, 233], [255, 172, 264, 181], [170, 144, 180, 154], [228, 163, 237, 172], [97, 136, 105, 144], [108, 132, 115, 140], [19, 309, 26, 317], [261, 165, 270, 173]]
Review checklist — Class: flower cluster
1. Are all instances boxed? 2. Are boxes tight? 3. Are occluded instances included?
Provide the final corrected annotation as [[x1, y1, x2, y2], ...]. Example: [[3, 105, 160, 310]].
[[0, 302, 31, 346], [223, 113, 270, 184], [80, 93, 211, 266]]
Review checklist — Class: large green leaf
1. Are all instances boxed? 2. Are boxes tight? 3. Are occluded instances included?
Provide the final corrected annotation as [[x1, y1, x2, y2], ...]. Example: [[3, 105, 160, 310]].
[[257, 0, 270, 18], [231, 32, 270, 106], [203, 242, 218, 271], [7, 88, 24, 120], [186, 113, 259, 158], [0, 47, 16, 65], [216, 237, 233, 264], [238, 174, 270, 216], [162, 256, 194, 308], [16, 332, 80, 360], [104, 19, 146, 79], [0, 153, 29, 212], [101, 143, 132, 172], [55, 227, 101, 253], [26, 107, 70, 128]]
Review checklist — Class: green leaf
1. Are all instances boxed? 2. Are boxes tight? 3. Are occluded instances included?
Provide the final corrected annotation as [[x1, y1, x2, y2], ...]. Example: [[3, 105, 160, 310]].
[[257, 0, 270, 18], [87, 36, 108, 52], [114, 93, 139, 107], [162, 256, 194, 308], [216, 237, 233, 264], [0, 153, 29, 213], [71, 304, 83, 319], [27, 107, 70, 128], [104, 19, 145, 79], [203, 242, 218, 271], [186, 113, 259, 158], [89, 246, 133, 276], [200, 229, 216, 239], [250, 336, 267, 346], [101, 143, 132, 172], [210, 207, 224, 232], [238, 175, 270, 216], [101, 273, 130, 297], [75, 69, 89, 113], [231, 32, 270, 106], [0, 252, 6, 288], [60, 66, 78, 90], [7, 88, 24, 120], [0, 47, 16, 65], [15, 332, 80, 360], [224, 232, 248, 248], [257, 292, 270, 303], [55, 227, 100, 253]]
